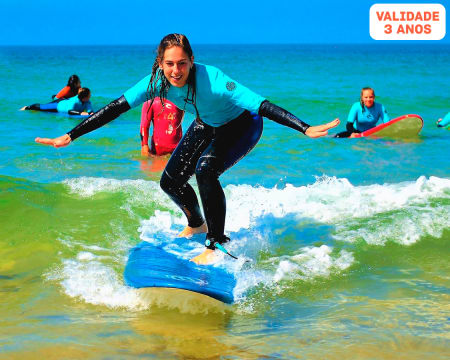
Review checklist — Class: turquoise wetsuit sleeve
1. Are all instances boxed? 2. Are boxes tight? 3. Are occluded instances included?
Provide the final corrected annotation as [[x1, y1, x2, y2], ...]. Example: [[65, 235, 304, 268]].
[[381, 104, 390, 123], [347, 102, 359, 127], [213, 68, 265, 113], [123, 74, 152, 109], [85, 101, 94, 113]]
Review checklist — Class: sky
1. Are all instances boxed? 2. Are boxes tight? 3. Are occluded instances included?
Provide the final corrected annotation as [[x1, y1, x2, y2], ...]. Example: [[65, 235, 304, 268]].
[[0, 0, 448, 45]]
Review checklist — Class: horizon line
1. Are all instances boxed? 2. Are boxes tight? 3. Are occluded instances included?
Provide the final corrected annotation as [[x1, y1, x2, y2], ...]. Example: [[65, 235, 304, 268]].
[[0, 41, 448, 47]]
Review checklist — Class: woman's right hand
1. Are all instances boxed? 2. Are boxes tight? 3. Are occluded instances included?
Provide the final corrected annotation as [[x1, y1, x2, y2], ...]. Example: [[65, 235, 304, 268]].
[[141, 144, 150, 157], [35, 134, 72, 148]]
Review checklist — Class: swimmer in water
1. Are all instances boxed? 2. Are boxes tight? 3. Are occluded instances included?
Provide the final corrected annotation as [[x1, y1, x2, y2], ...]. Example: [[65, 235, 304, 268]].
[[22, 87, 94, 116], [335, 87, 389, 138], [35, 33, 339, 264], [437, 112, 450, 129]]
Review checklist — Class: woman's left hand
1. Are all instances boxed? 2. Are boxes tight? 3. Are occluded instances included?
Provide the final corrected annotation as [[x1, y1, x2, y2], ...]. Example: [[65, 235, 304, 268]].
[[305, 118, 340, 138]]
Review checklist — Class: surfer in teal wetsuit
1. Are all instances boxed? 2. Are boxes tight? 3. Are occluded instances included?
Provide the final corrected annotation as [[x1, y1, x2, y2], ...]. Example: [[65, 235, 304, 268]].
[[35, 33, 340, 265], [437, 112, 450, 129], [21, 88, 94, 116], [335, 87, 390, 138]]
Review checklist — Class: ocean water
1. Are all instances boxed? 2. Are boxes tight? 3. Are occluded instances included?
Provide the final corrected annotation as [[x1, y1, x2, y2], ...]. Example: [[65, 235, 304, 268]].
[[0, 44, 449, 359]]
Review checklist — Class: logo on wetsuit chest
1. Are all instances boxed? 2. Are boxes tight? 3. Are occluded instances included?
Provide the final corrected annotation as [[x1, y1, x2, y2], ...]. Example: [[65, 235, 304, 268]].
[[226, 81, 236, 91], [166, 112, 175, 135]]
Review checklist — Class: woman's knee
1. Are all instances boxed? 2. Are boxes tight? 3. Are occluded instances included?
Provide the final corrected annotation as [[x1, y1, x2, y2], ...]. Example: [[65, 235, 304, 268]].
[[195, 156, 221, 184], [160, 171, 174, 194]]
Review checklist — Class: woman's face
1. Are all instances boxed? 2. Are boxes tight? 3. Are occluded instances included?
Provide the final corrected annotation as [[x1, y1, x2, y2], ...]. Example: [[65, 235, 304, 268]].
[[159, 46, 193, 87], [361, 89, 375, 108]]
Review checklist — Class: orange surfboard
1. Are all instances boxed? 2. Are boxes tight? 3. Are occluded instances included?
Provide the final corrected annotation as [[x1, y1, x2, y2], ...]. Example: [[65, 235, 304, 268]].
[[353, 114, 423, 138]]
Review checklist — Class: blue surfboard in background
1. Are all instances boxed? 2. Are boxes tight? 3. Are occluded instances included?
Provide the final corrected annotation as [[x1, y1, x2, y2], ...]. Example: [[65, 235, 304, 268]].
[[124, 241, 236, 304]]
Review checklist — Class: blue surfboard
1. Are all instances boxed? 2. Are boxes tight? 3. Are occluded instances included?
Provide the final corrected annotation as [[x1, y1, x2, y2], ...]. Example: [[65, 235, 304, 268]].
[[124, 241, 236, 304]]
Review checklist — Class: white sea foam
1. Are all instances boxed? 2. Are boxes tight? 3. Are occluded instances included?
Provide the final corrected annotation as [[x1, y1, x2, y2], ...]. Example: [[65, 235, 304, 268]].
[[53, 175, 449, 310], [63, 177, 157, 197], [224, 175, 450, 228], [76, 251, 95, 261], [135, 174, 449, 248], [62, 176, 179, 217], [63, 175, 449, 234], [138, 210, 184, 243], [271, 246, 354, 282], [46, 257, 149, 310]]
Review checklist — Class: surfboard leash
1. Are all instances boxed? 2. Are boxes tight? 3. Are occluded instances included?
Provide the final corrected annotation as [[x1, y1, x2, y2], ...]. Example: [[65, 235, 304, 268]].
[[205, 239, 238, 260]]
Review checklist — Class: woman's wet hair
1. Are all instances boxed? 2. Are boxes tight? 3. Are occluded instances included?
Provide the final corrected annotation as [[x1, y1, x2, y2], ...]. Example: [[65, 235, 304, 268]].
[[146, 34, 199, 118], [360, 87, 375, 112], [68, 75, 81, 93], [78, 87, 90, 100]]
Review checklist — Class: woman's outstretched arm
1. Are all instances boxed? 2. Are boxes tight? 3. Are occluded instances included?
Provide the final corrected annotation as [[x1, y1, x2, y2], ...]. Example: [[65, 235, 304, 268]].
[[258, 100, 339, 138], [35, 96, 131, 147]]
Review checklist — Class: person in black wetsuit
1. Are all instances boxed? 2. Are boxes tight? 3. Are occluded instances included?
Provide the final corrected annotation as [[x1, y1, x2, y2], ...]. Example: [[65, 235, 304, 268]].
[[35, 34, 340, 264]]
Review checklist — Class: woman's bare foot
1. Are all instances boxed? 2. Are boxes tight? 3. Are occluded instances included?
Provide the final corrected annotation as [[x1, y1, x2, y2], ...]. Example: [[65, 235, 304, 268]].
[[20, 106, 27, 111], [190, 249, 217, 265], [178, 222, 208, 238]]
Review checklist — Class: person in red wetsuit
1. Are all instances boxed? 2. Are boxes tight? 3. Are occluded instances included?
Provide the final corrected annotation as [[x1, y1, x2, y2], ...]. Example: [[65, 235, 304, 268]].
[[53, 75, 81, 100], [140, 97, 184, 156]]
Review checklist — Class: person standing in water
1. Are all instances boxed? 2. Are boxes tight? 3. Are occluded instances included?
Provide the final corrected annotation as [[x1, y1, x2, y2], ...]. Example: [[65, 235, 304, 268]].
[[35, 33, 339, 264], [335, 87, 389, 138], [140, 97, 184, 156]]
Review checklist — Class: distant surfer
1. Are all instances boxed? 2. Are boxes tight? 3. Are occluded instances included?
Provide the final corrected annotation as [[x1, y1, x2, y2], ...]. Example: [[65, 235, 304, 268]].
[[335, 87, 390, 138], [21, 87, 94, 116], [140, 98, 183, 156], [35, 33, 339, 264], [437, 112, 450, 129]]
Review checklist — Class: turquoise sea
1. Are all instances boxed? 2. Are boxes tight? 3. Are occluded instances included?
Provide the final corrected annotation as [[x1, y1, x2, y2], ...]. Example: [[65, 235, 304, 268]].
[[1, 44, 449, 359]]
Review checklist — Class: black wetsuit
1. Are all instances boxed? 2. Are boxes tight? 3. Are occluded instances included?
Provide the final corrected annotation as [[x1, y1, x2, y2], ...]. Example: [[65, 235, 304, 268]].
[[160, 110, 263, 244], [334, 122, 360, 138]]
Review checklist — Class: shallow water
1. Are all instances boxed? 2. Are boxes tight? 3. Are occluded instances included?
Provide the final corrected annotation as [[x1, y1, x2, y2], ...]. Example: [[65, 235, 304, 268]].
[[0, 44, 449, 359]]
